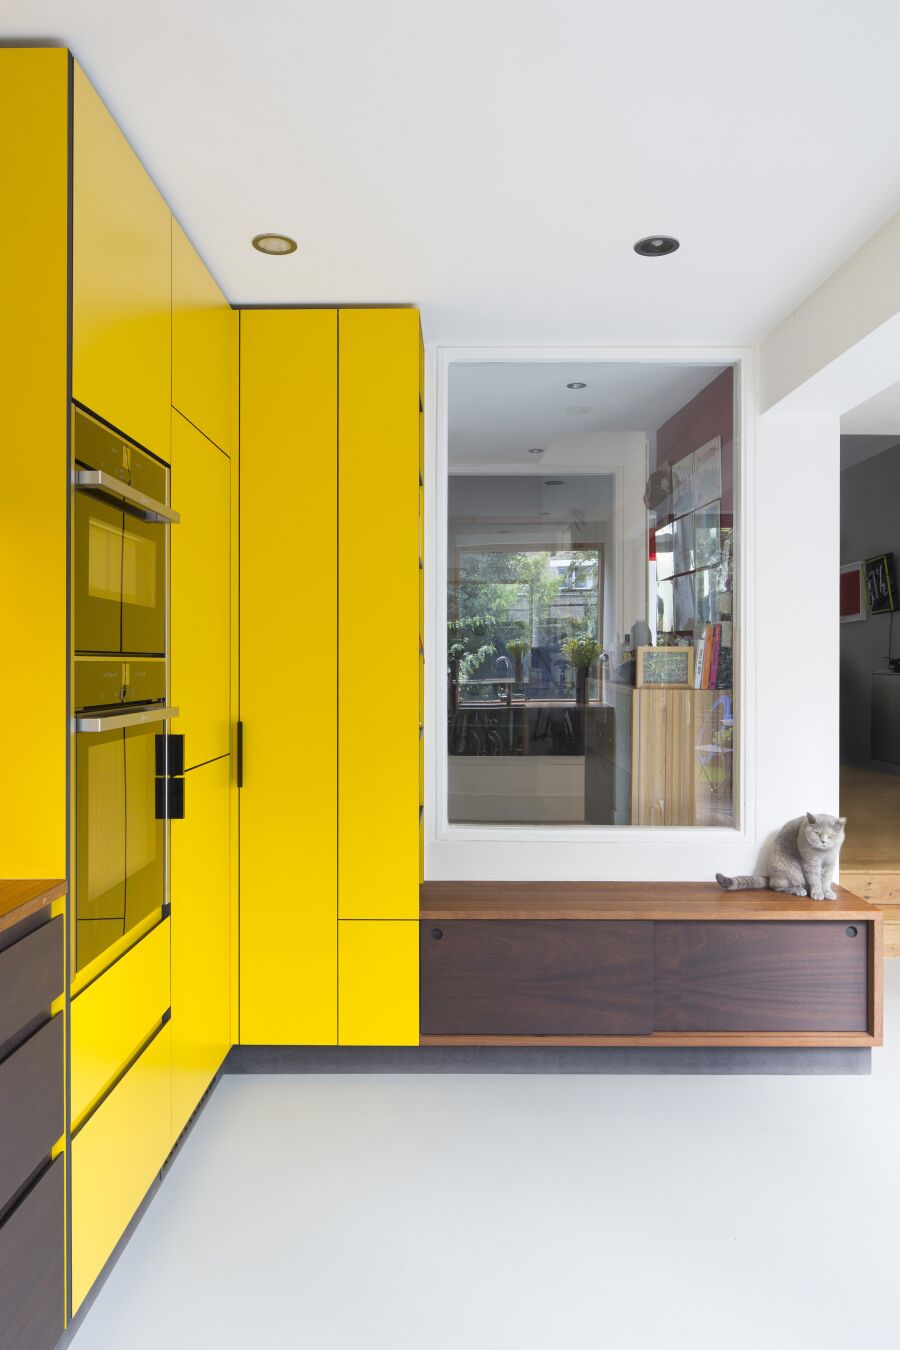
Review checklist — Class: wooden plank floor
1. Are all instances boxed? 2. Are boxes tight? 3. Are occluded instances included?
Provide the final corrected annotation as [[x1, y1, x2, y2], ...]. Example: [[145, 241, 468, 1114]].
[[840, 765, 900, 956]]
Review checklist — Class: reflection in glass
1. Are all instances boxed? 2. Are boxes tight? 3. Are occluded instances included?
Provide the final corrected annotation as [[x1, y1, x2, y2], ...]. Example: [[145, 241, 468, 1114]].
[[447, 361, 738, 828]]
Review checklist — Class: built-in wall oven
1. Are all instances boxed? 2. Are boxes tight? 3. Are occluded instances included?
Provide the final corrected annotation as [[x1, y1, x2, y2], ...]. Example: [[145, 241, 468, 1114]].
[[72, 408, 179, 974]]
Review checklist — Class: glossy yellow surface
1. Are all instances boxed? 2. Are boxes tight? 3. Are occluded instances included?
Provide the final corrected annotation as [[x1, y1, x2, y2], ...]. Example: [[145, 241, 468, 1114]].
[[172, 221, 231, 452], [171, 755, 231, 1141], [239, 310, 338, 1044], [171, 411, 231, 768], [70, 918, 171, 1127], [228, 309, 241, 1047], [0, 50, 69, 878], [338, 921, 419, 1045], [71, 1023, 172, 1313], [339, 309, 421, 919], [73, 64, 171, 459]]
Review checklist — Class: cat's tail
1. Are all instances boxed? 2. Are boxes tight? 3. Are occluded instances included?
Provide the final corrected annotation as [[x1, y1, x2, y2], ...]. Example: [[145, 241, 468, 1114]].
[[715, 872, 769, 892]]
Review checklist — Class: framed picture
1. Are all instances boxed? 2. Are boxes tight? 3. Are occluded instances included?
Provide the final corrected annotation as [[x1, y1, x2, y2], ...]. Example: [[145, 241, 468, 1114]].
[[692, 436, 722, 510], [864, 553, 898, 614], [673, 513, 695, 574], [693, 501, 720, 568], [840, 562, 866, 622], [674, 573, 695, 630], [672, 454, 694, 516], [636, 645, 693, 688]]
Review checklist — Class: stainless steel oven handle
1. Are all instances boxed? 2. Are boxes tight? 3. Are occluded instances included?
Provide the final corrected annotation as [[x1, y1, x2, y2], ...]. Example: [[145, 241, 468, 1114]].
[[75, 705, 179, 733], [73, 469, 180, 524]]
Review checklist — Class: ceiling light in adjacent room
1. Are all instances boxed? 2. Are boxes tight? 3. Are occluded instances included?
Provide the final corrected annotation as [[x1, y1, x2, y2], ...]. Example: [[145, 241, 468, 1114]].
[[252, 233, 298, 256], [566, 382, 587, 390], [633, 235, 680, 257], [527, 447, 545, 454], [544, 479, 564, 486]]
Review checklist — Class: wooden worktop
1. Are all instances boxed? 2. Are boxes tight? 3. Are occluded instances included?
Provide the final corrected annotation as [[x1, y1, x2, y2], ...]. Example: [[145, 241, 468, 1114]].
[[0, 880, 66, 935], [419, 880, 881, 923]]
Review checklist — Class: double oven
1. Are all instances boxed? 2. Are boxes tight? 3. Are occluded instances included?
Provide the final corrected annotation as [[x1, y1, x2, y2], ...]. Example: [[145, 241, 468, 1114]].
[[72, 407, 179, 973]]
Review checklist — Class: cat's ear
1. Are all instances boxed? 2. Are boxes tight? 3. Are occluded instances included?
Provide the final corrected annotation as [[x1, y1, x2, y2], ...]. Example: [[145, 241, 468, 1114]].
[[806, 812, 817, 825], [838, 817, 847, 827]]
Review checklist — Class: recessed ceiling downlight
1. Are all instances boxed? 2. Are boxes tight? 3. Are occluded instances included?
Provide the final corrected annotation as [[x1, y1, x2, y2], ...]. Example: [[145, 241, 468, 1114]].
[[544, 479, 564, 486], [527, 447, 545, 454], [634, 235, 679, 257], [566, 382, 587, 390], [252, 233, 298, 256]]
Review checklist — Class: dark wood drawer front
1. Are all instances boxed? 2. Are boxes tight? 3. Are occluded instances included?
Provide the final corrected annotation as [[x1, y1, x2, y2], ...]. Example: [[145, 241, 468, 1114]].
[[421, 920, 653, 1035], [654, 922, 869, 1032], [0, 918, 63, 1052], [0, 1157, 64, 1350], [0, 1017, 64, 1216]]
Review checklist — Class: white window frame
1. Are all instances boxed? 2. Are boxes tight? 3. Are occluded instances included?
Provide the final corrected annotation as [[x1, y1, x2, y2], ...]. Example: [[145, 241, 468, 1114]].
[[424, 344, 758, 881]]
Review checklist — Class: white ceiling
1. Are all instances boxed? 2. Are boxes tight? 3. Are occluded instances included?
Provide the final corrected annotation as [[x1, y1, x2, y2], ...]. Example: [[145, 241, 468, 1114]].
[[449, 361, 725, 463], [5, 1, 900, 346], [841, 380, 900, 436]]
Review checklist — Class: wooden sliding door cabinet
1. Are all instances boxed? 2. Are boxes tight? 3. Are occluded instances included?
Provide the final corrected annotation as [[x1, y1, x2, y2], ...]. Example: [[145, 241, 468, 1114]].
[[419, 884, 882, 1047]]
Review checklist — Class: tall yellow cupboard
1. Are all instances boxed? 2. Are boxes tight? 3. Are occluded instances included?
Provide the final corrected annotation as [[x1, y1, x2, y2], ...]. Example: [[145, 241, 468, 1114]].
[[72, 65, 171, 460], [172, 220, 231, 452], [171, 755, 231, 1140], [0, 48, 69, 879], [239, 310, 339, 1044], [170, 411, 231, 769]]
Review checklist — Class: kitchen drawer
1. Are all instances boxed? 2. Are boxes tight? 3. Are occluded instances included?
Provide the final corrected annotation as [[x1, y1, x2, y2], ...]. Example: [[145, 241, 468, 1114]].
[[0, 1016, 63, 1217], [420, 920, 653, 1036], [0, 917, 63, 1052], [72, 1021, 172, 1313], [653, 921, 869, 1032], [0, 1157, 64, 1350], [71, 917, 170, 1123]]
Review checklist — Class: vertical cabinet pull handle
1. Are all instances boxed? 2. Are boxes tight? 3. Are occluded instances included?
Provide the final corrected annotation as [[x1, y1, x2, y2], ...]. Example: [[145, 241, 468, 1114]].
[[236, 721, 244, 788]]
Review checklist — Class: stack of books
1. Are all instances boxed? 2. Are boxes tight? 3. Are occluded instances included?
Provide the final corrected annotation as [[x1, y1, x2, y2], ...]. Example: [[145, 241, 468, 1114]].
[[693, 622, 733, 690]]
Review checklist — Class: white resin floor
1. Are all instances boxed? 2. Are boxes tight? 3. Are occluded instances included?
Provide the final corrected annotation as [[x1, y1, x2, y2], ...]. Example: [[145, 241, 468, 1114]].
[[71, 963, 900, 1350]]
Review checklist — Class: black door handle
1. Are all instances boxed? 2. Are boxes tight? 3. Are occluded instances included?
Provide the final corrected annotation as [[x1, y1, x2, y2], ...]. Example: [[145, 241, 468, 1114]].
[[236, 720, 243, 788]]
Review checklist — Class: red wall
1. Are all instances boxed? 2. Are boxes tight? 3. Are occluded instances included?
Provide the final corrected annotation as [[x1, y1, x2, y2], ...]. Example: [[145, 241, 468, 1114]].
[[655, 366, 734, 516]]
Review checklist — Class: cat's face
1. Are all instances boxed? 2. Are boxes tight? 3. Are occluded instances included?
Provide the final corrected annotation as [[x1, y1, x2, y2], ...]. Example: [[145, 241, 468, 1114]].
[[804, 812, 846, 850]]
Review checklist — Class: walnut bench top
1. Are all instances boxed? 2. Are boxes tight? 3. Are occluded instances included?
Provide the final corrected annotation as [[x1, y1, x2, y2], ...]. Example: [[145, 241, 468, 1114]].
[[0, 879, 66, 935], [419, 881, 881, 923]]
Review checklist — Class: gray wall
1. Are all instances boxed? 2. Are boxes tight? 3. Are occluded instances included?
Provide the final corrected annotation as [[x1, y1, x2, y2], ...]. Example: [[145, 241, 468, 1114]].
[[839, 439, 900, 773]]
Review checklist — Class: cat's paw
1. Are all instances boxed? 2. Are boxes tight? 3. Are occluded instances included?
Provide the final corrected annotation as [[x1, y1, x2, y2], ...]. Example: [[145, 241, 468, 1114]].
[[810, 887, 825, 901], [790, 887, 808, 897], [824, 888, 837, 900]]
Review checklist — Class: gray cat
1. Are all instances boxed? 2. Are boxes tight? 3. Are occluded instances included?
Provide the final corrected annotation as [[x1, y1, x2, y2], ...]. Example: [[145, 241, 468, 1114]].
[[716, 813, 846, 901]]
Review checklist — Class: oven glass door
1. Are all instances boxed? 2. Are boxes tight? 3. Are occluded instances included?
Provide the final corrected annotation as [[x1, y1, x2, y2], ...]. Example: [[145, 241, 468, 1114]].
[[121, 513, 166, 655], [75, 721, 165, 973], [74, 492, 125, 655]]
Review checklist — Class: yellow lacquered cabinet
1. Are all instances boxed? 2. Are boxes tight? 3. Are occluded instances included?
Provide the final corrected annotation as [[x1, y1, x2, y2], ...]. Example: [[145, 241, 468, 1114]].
[[0, 49, 69, 879], [172, 221, 231, 452], [70, 918, 171, 1126], [338, 921, 419, 1045], [239, 310, 338, 1044], [171, 755, 231, 1140], [338, 309, 421, 921], [71, 1023, 172, 1313], [171, 411, 231, 769], [72, 64, 171, 459]]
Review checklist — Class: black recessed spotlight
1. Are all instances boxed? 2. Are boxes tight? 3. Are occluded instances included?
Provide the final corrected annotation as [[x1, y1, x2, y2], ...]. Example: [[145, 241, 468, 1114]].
[[252, 233, 298, 256], [566, 381, 587, 390], [634, 235, 680, 258], [527, 447, 544, 454], [544, 479, 564, 487]]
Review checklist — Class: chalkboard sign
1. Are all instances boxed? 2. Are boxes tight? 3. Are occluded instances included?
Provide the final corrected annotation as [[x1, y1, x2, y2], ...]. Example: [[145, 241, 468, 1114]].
[[864, 553, 898, 614], [635, 645, 693, 688]]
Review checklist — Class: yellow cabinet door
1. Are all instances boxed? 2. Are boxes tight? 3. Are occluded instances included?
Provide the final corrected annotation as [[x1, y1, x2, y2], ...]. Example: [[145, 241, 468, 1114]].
[[73, 64, 171, 460], [338, 921, 418, 1045], [239, 310, 338, 1044], [172, 221, 231, 452], [171, 755, 231, 1141], [338, 309, 421, 919], [71, 1023, 172, 1313], [0, 49, 69, 878], [171, 411, 230, 769]]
